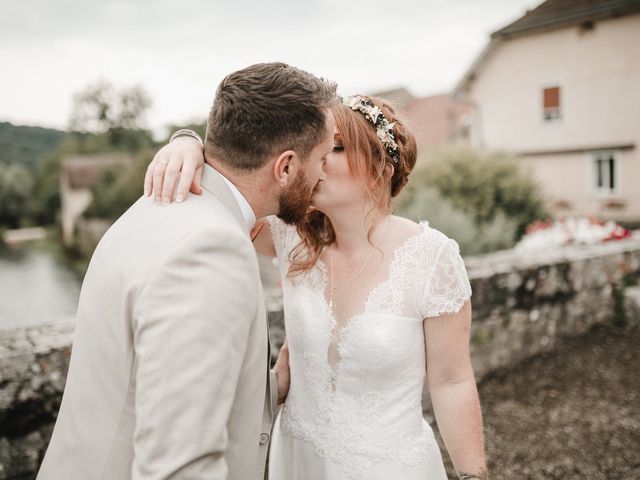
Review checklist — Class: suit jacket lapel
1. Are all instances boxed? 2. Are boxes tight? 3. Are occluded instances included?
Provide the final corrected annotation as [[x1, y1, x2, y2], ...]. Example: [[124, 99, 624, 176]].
[[200, 163, 246, 231]]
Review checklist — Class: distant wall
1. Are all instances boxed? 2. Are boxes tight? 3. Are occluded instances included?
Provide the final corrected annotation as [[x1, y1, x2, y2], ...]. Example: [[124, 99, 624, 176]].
[[1, 237, 639, 479]]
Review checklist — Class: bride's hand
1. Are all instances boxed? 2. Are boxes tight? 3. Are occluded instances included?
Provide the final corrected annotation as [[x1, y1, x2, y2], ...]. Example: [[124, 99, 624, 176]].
[[144, 137, 205, 204], [273, 339, 290, 405]]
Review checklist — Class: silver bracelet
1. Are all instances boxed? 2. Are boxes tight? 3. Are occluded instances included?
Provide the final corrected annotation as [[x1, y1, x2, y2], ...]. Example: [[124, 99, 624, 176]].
[[169, 129, 204, 147]]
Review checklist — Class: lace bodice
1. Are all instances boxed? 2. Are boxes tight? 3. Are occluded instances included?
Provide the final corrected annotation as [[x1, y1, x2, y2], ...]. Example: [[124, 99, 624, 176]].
[[266, 217, 472, 480]]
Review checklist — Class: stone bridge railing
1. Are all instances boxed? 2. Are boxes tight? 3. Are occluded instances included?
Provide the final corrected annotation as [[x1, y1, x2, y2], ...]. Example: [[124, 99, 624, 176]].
[[2, 237, 640, 479]]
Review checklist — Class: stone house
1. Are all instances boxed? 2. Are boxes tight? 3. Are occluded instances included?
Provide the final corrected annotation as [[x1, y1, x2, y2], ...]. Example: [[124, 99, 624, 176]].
[[454, 0, 640, 225], [59, 152, 131, 245]]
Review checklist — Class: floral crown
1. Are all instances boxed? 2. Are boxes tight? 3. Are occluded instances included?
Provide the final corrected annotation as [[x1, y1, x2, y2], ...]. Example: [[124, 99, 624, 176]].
[[342, 95, 400, 164]]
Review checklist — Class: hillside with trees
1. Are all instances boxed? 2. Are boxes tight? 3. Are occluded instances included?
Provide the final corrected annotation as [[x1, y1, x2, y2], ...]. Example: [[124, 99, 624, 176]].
[[0, 122, 68, 167]]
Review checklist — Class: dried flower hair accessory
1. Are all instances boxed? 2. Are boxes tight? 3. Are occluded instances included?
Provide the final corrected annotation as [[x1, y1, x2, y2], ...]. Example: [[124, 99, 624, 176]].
[[343, 95, 400, 163]]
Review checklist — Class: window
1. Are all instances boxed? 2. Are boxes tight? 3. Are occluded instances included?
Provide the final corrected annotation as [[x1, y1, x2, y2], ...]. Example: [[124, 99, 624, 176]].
[[592, 151, 618, 194], [543, 86, 561, 121]]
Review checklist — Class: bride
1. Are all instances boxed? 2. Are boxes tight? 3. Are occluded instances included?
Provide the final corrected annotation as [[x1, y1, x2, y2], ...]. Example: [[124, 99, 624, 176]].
[[145, 95, 487, 480]]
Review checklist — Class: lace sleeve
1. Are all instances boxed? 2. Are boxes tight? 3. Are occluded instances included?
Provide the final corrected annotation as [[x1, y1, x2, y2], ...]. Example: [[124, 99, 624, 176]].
[[420, 237, 472, 318], [265, 215, 299, 266]]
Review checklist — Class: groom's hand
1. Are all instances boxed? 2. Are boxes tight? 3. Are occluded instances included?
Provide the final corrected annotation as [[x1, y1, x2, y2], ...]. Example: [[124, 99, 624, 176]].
[[273, 340, 290, 405]]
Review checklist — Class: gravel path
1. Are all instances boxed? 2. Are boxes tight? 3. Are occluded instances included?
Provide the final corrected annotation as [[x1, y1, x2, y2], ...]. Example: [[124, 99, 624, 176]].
[[433, 323, 640, 479]]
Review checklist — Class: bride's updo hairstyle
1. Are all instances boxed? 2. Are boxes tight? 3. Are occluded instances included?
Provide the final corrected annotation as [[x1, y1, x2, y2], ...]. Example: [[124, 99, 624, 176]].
[[288, 95, 418, 277]]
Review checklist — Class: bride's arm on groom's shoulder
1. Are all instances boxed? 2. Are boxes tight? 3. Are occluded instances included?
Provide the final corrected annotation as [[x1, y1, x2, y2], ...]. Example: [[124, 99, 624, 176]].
[[423, 300, 489, 480], [144, 133, 205, 205], [142, 132, 277, 257]]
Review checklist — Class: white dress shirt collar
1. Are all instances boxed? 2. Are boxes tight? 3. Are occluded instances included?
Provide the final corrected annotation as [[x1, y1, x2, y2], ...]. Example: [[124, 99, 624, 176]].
[[216, 170, 256, 233]]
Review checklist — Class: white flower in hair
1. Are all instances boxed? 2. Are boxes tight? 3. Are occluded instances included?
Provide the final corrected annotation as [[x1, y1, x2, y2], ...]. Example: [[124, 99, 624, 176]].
[[369, 106, 381, 123], [345, 96, 362, 109], [342, 95, 400, 163]]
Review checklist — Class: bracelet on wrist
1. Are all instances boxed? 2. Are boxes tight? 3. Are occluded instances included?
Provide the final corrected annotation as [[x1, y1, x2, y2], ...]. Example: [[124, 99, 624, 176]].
[[169, 129, 204, 147]]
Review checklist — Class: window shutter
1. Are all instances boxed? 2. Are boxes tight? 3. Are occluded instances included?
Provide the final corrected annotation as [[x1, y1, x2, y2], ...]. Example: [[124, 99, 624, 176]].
[[543, 87, 560, 109]]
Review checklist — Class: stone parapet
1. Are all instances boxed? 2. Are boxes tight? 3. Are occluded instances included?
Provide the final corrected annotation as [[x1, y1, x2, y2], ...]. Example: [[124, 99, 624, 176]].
[[464, 238, 640, 378]]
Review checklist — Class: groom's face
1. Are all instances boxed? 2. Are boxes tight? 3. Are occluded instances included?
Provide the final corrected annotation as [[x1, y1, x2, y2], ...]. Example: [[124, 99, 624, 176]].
[[277, 111, 334, 225]]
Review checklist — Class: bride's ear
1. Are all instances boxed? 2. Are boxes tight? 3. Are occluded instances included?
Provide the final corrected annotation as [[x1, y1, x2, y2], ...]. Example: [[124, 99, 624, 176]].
[[273, 150, 299, 188]]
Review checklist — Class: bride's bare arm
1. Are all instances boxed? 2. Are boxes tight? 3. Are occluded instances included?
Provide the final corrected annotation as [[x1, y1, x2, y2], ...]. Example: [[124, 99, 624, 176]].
[[272, 338, 290, 405], [143, 135, 276, 257], [424, 300, 488, 480]]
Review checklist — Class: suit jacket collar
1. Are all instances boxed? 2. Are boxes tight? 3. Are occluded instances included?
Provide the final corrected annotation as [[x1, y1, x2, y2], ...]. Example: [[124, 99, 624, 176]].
[[200, 163, 246, 232]]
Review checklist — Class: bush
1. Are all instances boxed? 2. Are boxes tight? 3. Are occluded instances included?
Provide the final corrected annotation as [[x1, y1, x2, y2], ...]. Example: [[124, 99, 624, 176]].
[[84, 120, 207, 221], [395, 187, 517, 255], [397, 146, 548, 242], [85, 149, 153, 220]]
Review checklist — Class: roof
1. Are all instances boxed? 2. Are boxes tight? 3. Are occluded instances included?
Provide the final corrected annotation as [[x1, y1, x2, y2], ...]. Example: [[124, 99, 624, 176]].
[[454, 0, 640, 97], [61, 152, 132, 189], [369, 87, 416, 110], [493, 0, 640, 39]]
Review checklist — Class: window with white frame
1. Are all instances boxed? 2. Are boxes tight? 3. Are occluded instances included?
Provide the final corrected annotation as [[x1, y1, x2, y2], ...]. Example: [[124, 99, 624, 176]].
[[592, 151, 618, 194]]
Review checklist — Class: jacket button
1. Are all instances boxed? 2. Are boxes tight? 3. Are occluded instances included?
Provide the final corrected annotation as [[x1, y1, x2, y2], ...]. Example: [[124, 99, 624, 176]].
[[259, 433, 270, 445]]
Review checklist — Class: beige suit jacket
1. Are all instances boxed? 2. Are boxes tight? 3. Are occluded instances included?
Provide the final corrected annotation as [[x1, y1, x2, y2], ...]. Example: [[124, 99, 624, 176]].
[[38, 165, 277, 480]]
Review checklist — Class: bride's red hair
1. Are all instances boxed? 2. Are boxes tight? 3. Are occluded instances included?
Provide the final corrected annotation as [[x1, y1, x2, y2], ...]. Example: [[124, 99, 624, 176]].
[[287, 96, 417, 277]]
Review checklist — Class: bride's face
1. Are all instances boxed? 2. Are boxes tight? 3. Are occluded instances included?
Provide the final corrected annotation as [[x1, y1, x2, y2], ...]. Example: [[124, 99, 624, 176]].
[[310, 125, 369, 212]]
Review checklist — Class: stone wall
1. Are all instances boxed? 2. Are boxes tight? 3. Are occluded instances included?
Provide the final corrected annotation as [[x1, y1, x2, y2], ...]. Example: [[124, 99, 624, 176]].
[[463, 238, 640, 378], [0, 321, 73, 480], [1, 237, 639, 479]]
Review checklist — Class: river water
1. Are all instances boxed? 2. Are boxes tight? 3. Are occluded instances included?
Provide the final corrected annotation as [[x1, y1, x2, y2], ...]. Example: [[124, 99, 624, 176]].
[[0, 242, 81, 330]]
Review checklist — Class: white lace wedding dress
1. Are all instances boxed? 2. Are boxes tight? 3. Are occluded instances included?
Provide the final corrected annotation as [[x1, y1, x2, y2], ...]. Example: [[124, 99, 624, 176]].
[[266, 217, 472, 480]]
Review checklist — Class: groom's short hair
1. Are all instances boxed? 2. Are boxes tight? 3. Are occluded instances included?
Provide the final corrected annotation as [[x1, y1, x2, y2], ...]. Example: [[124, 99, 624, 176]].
[[205, 62, 337, 171]]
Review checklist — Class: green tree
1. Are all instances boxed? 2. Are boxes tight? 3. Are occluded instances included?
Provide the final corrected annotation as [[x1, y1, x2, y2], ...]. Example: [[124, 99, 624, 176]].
[[85, 149, 153, 220], [0, 163, 35, 228], [0, 122, 67, 168], [68, 81, 154, 151], [27, 153, 62, 225]]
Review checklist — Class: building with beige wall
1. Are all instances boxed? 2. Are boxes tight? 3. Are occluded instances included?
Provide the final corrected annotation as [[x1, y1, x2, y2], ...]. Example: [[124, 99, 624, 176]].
[[372, 87, 473, 153], [455, 0, 640, 224]]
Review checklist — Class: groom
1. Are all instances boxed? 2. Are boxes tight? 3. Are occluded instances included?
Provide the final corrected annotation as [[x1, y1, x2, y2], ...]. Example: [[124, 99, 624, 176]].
[[37, 63, 337, 480]]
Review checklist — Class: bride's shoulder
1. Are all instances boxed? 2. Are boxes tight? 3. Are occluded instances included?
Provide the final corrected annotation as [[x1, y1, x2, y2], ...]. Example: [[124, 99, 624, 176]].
[[388, 215, 449, 246], [264, 215, 300, 251], [387, 215, 422, 237]]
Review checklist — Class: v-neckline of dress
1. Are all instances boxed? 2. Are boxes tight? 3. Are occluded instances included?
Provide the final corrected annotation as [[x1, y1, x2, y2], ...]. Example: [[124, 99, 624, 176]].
[[312, 220, 430, 359], [316, 220, 429, 319]]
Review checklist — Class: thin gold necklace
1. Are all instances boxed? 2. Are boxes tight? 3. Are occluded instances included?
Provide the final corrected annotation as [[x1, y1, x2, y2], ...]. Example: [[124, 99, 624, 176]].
[[328, 220, 388, 310]]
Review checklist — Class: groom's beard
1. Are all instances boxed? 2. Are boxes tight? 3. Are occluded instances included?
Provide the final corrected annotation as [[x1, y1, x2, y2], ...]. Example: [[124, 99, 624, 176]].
[[277, 168, 315, 226]]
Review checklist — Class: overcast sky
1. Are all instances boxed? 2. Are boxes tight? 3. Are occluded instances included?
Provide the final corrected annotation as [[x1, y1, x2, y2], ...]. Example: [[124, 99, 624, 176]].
[[0, 0, 540, 135]]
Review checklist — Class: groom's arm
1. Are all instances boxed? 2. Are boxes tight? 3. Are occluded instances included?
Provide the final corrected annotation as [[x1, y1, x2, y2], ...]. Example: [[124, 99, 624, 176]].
[[132, 226, 258, 480]]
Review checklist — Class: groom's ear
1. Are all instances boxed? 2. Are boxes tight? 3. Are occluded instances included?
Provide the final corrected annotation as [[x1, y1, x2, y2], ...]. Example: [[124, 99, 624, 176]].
[[273, 149, 299, 188]]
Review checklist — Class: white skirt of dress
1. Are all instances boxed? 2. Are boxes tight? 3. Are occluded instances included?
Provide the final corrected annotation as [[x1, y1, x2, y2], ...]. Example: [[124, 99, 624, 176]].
[[268, 410, 449, 480]]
